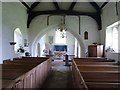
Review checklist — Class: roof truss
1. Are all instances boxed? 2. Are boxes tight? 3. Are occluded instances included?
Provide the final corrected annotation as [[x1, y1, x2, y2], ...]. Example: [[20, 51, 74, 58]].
[[20, 1, 109, 30], [53, 1, 60, 10], [69, 2, 77, 10], [89, 1, 100, 13], [27, 10, 101, 30], [30, 2, 40, 11], [20, 0, 30, 10]]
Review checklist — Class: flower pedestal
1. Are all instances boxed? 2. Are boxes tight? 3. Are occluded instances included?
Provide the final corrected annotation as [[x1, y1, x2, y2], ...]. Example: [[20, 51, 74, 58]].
[[18, 53, 25, 58]]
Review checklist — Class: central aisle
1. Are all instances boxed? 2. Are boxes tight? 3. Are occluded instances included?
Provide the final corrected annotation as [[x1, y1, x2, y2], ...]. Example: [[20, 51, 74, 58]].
[[41, 59, 75, 89]]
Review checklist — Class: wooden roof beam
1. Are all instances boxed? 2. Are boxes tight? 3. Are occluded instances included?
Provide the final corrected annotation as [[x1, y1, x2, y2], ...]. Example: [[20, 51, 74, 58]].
[[32, 10, 96, 16], [69, 2, 77, 10], [53, 1, 60, 10], [89, 1, 100, 13], [20, 0, 30, 10], [30, 2, 40, 11], [27, 10, 102, 30], [100, 1, 109, 10]]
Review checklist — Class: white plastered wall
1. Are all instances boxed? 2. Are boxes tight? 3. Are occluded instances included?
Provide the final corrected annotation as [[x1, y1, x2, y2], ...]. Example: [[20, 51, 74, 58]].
[[0, 1, 2, 64], [2, 2, 28, 61], [0, 1, 2, 89], [28, 15, 99, 57], [100, 2, 119, 61]]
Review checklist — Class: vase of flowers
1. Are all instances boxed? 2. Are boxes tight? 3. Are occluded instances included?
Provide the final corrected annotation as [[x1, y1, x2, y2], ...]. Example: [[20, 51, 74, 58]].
[[105, 46, 114, 52], [17, 45, 25, 57]]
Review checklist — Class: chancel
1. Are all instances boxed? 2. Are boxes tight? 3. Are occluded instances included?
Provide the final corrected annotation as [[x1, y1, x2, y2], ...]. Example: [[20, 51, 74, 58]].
[[0, 0, 120, 89]]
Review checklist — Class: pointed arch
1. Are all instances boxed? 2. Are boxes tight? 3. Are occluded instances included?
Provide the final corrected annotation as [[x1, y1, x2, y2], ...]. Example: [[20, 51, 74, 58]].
[[31, 25, 85, 57]]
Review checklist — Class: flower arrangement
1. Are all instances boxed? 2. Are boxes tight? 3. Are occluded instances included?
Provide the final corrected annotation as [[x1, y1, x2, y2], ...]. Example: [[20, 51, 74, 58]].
[[17, 45, 25, 53], [105, 46, 114, 52]]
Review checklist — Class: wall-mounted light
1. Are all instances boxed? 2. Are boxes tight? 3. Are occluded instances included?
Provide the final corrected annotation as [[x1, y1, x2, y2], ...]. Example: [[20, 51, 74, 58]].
[[10, 42, 16, 45]]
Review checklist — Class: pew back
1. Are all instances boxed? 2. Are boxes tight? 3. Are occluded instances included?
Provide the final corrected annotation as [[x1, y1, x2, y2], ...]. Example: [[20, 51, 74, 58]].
[[72, 58, 120, 89], [2, 57, 52, 89], [77, 65, 119, 71]]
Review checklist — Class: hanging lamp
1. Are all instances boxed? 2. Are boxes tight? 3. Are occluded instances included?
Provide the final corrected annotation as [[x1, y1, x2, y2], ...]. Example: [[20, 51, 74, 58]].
[[57, 15, 67, 32]]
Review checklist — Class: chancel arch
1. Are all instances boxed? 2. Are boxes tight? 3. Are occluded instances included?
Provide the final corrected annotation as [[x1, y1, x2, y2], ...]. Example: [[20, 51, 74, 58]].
[[31, 25, 85, 57]]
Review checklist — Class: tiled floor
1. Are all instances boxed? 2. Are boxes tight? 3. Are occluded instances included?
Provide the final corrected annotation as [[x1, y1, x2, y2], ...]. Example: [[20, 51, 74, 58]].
[[41, 59, 75, 89]]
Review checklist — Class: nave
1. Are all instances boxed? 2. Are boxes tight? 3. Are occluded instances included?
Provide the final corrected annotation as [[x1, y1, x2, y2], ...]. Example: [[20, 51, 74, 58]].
[[1, 1, 120, 90]]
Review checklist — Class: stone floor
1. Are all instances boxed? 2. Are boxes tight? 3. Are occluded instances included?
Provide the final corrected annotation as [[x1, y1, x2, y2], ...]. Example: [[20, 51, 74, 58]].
[[41, 59, 75, 89]]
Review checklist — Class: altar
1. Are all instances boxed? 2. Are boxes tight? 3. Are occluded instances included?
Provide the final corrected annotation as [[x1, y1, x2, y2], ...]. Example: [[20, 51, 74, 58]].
[[54, 51, 66, 59]]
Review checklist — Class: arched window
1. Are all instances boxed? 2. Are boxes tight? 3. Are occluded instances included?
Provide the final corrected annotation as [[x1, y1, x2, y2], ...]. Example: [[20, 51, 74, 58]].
[[55, 29, 66, 44], [105, 21, 119, 53], [112, 27, 118, 52], [14, 28, 23, 52]]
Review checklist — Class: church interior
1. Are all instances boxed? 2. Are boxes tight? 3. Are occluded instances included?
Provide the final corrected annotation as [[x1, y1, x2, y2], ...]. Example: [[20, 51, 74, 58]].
[[0, 0, 120, 89]]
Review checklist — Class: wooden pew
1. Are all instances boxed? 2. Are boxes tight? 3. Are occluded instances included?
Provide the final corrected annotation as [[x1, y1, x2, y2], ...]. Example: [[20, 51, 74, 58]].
[[72, 58, 120, 89], [3, 59, 11, 64], [20, 57, 49, 61], [76, 62, 119, 83], [3, 57, 49, 65], [2, 69, 30, 80], [1, 64, 37, 69], [12, 59, 44, 62], [80, 71, 119, 83], [74, 60, 118, 66], [72, 59, 89, 89], [1, 57, 49, 80], [77, 65, 119, 71], [86, 82, 120, 89], [3, 61, 42, 65], [13, 56, 48, 59], [2, 58, 52, 89], [74, 57, 115, 62], [1, 80, 14, 88], [3, 57, 49, 64]]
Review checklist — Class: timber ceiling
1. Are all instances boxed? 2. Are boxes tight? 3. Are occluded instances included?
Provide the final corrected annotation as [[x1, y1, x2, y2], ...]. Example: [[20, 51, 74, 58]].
[[20, 0, 110, 30]]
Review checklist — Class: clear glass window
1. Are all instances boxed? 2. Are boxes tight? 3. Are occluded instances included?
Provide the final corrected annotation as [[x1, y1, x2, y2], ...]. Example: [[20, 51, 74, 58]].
[[105, 21, 119, 53], [55, 29, 66, 44], [14, 28, 23, 52]]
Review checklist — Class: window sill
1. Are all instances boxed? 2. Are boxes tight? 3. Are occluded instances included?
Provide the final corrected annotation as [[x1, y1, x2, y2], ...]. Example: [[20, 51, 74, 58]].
[[105, 52, 120, 54]]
